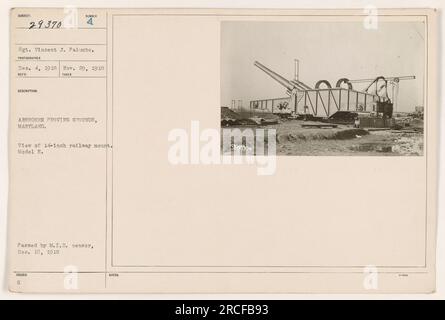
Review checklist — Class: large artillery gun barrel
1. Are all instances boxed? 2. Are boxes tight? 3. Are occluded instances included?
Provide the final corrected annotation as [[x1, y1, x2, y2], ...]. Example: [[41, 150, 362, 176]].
[[254, 61, 294, 91]]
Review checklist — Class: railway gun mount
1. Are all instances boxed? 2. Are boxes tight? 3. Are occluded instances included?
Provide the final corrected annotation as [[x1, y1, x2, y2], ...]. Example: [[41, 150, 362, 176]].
[[250, 60, 415, 123]]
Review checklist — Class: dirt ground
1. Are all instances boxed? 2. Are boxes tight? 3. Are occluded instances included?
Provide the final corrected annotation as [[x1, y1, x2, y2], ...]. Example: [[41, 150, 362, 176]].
[[224, 120, 424, 156], [276, 130, 423, 156]]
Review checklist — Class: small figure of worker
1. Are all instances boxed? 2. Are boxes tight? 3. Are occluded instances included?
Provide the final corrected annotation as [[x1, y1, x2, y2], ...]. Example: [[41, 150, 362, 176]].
[[354, 117, 360, 128], [303, 105, 309, 121]]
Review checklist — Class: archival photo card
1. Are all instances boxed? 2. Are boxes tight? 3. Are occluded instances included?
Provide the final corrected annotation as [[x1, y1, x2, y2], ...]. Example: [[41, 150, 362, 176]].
[[8, 8, 438, 293]]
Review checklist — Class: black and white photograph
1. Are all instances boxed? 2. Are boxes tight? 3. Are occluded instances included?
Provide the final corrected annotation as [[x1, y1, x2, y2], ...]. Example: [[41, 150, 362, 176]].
[[221, 21, 425, 156]]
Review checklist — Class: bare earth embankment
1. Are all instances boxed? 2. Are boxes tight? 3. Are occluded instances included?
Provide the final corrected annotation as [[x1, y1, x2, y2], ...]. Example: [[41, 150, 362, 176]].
[[223, 120, 423, 156]]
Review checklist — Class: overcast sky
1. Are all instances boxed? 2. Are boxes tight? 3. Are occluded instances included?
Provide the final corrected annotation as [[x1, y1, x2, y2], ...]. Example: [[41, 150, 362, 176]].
[[221, 21, 425, 113]]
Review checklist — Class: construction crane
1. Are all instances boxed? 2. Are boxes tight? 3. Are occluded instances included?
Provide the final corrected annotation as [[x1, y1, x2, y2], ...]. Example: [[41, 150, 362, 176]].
[[349, 76, 415, 113]]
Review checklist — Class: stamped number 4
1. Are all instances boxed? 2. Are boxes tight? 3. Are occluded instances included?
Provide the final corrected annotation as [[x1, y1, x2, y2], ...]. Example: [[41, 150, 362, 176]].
[[87, 17, 94, 26]]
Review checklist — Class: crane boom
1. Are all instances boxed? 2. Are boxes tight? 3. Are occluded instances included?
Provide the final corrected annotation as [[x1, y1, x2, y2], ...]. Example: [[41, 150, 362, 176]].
[[348, 76, 415, 83]]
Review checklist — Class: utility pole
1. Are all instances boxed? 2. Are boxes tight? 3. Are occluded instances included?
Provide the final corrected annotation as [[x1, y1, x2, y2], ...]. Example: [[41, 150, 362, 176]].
[[294, 59, 300, 81]]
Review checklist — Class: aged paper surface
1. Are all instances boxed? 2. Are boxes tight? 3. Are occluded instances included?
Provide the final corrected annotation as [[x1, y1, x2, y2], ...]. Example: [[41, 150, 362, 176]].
[[8, 8, 438, 293]]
